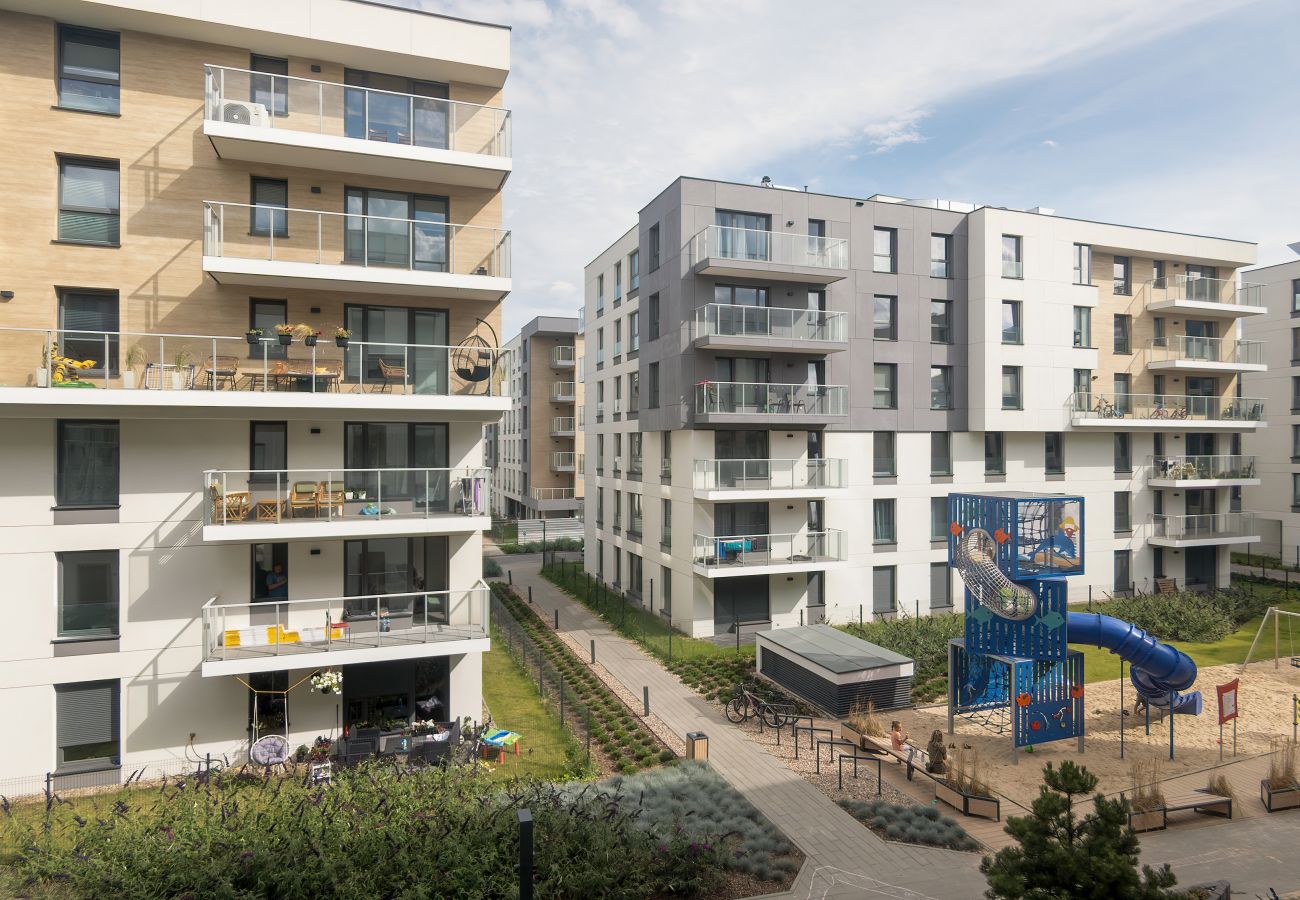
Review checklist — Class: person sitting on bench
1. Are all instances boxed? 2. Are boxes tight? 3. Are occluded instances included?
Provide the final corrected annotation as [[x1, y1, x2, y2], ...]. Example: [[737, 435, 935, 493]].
[[889, 721, 909, 759], [926, 730, 948, 775]]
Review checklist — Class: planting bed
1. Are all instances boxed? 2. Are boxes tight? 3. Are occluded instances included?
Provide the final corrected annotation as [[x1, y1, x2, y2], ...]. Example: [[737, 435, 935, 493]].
[[838, 798, 980, 851]]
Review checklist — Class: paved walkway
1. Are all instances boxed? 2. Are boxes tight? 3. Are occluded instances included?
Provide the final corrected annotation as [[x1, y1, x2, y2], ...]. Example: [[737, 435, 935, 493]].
[[496, 555, 1300, 898]]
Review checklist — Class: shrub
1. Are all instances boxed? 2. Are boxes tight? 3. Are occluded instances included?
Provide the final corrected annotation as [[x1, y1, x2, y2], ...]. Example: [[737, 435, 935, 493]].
[[658, 749, 676, 763], [838, 798, 979, 852], [839, 613, 964, 702], [483, 555, 503, 577]]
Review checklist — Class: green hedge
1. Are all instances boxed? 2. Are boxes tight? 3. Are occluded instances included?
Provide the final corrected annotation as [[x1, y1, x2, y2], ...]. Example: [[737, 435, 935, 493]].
[[1095, 586, 1271, 643], [838, 613, 964, 702]]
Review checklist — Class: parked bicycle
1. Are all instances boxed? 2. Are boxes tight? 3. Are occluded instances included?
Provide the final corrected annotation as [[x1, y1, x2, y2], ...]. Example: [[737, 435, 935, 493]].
[[725, 683, 796, 727], [1093, 397, 1124, 418]]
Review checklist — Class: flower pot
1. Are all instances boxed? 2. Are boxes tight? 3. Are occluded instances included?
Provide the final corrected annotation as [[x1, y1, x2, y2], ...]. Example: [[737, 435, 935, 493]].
[[35, 368, 48, 387], [246, 333, 261, 345], [122, 371, 136, 390], [321, 686, 333, 695], [935, 780, 1001, 821], [305, 336, 318, 347], [336, 337, 350, 349], [278, 334, 293, 346], [170, 373, 185, 391], [1128, 807, 1166, 832], [345, 491, 355, 500], [1261, 779, 1300, 812]]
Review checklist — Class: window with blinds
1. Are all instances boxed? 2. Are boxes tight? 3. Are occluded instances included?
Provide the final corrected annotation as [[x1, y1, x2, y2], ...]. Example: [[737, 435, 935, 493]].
[[56, 680, 120, 770], [58, 158, 120, 244], [58, 289, 119, 376], [57, 420, 120, 507], [58, 25, 120, 114], [58, 551, 119, 638]]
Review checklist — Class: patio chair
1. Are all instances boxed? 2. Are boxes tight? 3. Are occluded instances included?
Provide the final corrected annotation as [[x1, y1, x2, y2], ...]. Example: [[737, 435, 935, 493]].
[[204, 355, 240, 390], [212, 490, 251, 522], [411, 740, 451, 767], [318, 480, 345, 518], [354, 727, 383, 746], [338, 738, 376, 767], [373, 358, 406, 393], [288, 481, 320, 517], [313, 359, 343, 392]]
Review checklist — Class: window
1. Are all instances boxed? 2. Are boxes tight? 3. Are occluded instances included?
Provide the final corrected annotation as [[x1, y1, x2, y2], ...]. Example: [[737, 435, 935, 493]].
[[1001, 366, 1022, 410], [1292, 279, 1300, 313], [1114, 314, 1132, 354], [57, 420, 119, 507], [1294, 474, 1300, 509], [56, 680, 120, 771], [661, 565, 672, 616], [613, 434, 622, 472], [872, 566, 896, 614], [873, 364, 897, 409], [628, 372, 640, 414], [596, 540, 605, 581], [58, 289, 119, 376], [596, 328, 605, 365], [596, 274, 605, 312], [873, 295, 897, 340], [1114, 374, 1132, 414], [661, 499, 672, 549], [1114, 433, 1131, 473], [807, 571, 826, 609], [647, 293, 660, 340], [1001, 235, 1022, 278], [628, 432, 643, 476], [614, 375, 623, 413], [661, 432, 672, 480], [930, 496, 948, 541], [1072, 244, 1091, 285], [58, 25, 120, 114], [931, 432, 952, 476], [249, 299, 288, 360], [873, 499, 896, 544], [1153, 260, 1166, 283], [613, 490, 622, 530], [1045, 432, 1064, 474], [628, 493, 643, 540], [1073, 306, 1092, 347], [1114, 491, 1132, 532], [1292, 424, 1300, 461], [930, 563, 952, 609], [595, 488, 604, 528], [1113, 255, 1131, 295], [648, 362, 660, 408], [596, 434, 604, 473], [58, 157, 119, 244], [250, 421, 287, 481], [1074, 368, 1092, 406], [985, 432, 1005, 475], [629, 311, 640, 352], [613, 320, 622, 358], [1001, 300, 1022, 344], [629, 250, 640, 291], [873, 432, 896, 477], [930, 300, 952, 344], [930, 233, 952, 278], [344, 423, 448, 499], [648, 224, 660, 271], [873, 227, 896, 273], [250, 54, 289, 116], [614, 261, 623, 301], [930, 366, 952, 410], [1114, 550, 1132, 594], [58, 550, 118, 638], [250, 177, 288, 238], [1292, 376, 1300, 412]]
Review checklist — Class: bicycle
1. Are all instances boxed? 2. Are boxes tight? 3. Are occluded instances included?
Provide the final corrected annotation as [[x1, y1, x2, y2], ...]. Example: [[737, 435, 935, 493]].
[[1093, 397, 1123, 419], [725, 683, 795, 728]]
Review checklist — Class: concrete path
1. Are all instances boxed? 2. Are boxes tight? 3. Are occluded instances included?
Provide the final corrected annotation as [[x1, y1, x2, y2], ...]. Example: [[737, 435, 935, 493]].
[[495, 555, 1300, 898]]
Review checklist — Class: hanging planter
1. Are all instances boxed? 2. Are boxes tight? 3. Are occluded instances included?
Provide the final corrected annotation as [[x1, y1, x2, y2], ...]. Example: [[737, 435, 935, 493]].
[[246, 329, 264, 346], [305, 332, 320, 348], [335, 326, 352, 349], [310, 669, 343, 694]]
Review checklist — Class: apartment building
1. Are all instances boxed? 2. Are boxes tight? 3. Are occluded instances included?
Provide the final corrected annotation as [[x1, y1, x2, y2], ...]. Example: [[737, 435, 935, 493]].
[[582, 177, 1262, 639], [0, 0, 511, 781], [1241, 257, 1300, 555], [488, 316, 584, 520]]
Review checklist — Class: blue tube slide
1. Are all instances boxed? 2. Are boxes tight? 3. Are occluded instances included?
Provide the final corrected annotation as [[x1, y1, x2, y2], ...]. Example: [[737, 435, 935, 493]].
[[1066, 612, 1203, 715]]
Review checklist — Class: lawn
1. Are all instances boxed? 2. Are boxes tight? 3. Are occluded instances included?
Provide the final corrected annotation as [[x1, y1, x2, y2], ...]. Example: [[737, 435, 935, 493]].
[[482, 625, 586, 780]]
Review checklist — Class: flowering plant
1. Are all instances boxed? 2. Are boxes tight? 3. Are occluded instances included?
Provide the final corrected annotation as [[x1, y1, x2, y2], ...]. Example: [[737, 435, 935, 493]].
[[310, 669, 343, 693], [334, 326, 353, 339]]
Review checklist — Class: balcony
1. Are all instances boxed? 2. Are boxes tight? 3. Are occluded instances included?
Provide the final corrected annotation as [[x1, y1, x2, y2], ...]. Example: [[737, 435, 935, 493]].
[[202, 202, 510, 301], [693, 458, 847, 500], [692, 530, 847, 578], [203, 467, 490, 542], [203, 65, 510, 189], [1148, 514, 1259, 548], [550, 345, 577, 368], [551, 382, 577, 402], [1148, 455, 1259, 487], [1146, 335, 1266, 374], [1144, 275, 1266, 319], [687, 225, 849, 284], [1067, 392, 1264, 431], [200, 584, 490, 677], [0, 327, 508, 418], [550, 416, 576, 437], [694, 382, 847, 425], [531, 487, 581, 512], [692, 304, 848, 353], [551, 452, 579, 472]]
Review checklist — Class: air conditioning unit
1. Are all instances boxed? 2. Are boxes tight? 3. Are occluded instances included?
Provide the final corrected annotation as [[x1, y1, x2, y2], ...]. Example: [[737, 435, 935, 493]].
[[221, 100, 270, 127]]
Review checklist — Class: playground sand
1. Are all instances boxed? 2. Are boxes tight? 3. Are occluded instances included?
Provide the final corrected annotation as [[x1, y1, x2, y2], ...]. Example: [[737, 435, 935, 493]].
[[896, 660, 1300, 810]]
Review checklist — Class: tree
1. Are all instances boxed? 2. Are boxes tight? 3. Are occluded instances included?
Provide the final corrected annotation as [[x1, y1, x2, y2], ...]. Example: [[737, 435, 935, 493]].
[[981, 760, 1179, 899]]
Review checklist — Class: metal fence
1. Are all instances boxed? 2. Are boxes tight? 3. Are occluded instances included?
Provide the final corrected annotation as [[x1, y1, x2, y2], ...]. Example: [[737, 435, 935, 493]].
[[0, 754, 225, 802], [517, 518, 583, 543]]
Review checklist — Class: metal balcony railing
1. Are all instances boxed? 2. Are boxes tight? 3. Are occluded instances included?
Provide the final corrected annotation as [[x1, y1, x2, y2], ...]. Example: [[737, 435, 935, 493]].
[[551, 382, 577, 401], [551, 452, 579, 471], [203, 64, 510, 157], [695, 381, 847, 416], [693, 303, 848, 343], [1150, 513, 1257, 540], [550, 345, 576, 366], [1067, 392, 1264, 423], [693, 458, 847, 491], [1148, 455, 1258, 481], [1145, 275, 1265, 309], [1148, 334, 1265, 366], [687, 225, 849, 269], [692, 529, 846, 568], [550, 416, 576, 434], [531, 487, 576, 501]]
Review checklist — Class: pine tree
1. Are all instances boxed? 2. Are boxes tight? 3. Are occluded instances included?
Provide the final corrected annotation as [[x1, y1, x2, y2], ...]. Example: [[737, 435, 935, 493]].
[[981, 760, 1179, 899]]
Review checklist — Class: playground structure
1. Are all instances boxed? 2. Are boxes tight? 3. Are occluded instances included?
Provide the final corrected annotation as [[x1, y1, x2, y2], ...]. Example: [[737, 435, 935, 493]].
[[1241, 606, 1300, 671], [947, 492, 1204, 761]]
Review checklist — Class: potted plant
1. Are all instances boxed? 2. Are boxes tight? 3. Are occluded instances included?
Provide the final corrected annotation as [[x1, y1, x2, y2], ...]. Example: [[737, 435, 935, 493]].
[[1261, 738, 1300, 812], [123, 344, 147, 389], [335, 326, 352, 349], [305, 329, 321, 348], [1126, 757, 1167, 832], [171, 348, 194, 391], [275, 323, 297, 346], [936, 745, 1001, 821], [310, 669, 343, 695], [246, 327, 264, 346]]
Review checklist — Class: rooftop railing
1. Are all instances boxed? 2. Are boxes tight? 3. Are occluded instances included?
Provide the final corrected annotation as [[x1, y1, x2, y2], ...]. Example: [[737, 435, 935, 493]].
[[688, 225, 848, 270], [693, 303, 847, 343], [1150, 513, 1257, 540], [693, 458, 847, 492], [1, 326, 501, 396], [695, 381, 847, 417], [1148, 334, 1265, 366], [1148, 455, 1258, 481], [203, 201, 510, 278], [1067, 392, 1263, 423], [1145, 275, 1265, 309], [204, 64, 510, 157], [203, 467, 489, 526], [692, 529, 846, 569]]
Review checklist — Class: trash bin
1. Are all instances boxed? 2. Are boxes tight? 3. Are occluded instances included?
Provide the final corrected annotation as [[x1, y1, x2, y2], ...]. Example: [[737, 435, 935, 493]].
[[686, 731, 708, 762]]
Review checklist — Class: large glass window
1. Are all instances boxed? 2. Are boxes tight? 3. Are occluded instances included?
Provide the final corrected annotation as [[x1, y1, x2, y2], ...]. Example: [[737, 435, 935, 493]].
[[1074, 368, 1092, 406], [647, 293, 660, 340], [661, 499, 672, 549], [344, 303, 448, 392], [648, 362, 660, 408], [930, 562, 951, 609], [629, 311, 640, 352], [1073, 306, 1092, 347], [1113, 256, 1131, 295], [57, 420, 119, 507], [930, 233, 952, 278], [629, 250, 640, 291], [984, 432, 1005, 475], [251, 543, 289, 601], [249, 176, 288, 238], [1001, 234, 1022, 278], [344, 536, 449, 621], [344, 69, 450, 148], [649, 224, 660, 271], [1001, 300, 1022, 344], [614, 261, 623, 300], [873, 432, 895, 477], [58, 289, 119, 377], [872, 499, 896, 544], [59, 158, 119, 244], [56, 680, 120, 771], [58, 25, 120, 114], [1114, 491, 1132, 532], [1114, 550, 1132, 594], [1045, 432, 1064, 474], [1072, 243, 1091, 285], [873, 295, 897, 340], [58, 550, 118, 638], [628, 493, 643, 539], [1001, 366, 1022, 410], [1114, 433, 1131, 473], [873, 364, 897, 409], [250, 422, 287, 482], [344, 422, 449, 502], [930, 366, 952, 410], [715, 210, 771, 260], [249, 298, 288, 360], [930, 300, 952, 344], [250, 54, 289, 116], [1114, 314, 1132, 354], [930, 496, 948, 541], [931, 432, 952, 476], [715, 501, 769, 536], [345, 188, 449, 271], [873, 227, 896, 273], [872, 566, 896, 614]]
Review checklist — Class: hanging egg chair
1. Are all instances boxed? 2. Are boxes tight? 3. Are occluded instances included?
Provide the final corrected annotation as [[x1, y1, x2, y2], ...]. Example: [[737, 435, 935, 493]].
[[451, 318, 499, 394]]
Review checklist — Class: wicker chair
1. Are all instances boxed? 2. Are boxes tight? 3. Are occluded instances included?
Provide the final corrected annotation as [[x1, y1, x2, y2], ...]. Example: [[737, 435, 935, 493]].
[[373, 358, 406, 393], [288, 481, 320, 517], [204, 355, 240, 390], [212, 490, 251, 522], [318, 480, 345, 518]]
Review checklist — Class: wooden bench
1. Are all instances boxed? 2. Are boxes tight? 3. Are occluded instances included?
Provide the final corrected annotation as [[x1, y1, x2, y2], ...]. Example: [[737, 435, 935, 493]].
[[881, 741, 939, 783], [1154, 578, 1178, 594], [1129, 793, 1232, 832]]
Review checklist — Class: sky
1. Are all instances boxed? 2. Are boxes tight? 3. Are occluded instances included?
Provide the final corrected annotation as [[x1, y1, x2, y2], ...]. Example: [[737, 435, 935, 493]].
[[395, 0, 1300, 336]]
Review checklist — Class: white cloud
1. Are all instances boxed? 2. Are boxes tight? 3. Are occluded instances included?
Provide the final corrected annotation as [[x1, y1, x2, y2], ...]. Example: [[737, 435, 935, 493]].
[[1042, 139, 1059, 149], [862, 112, 928, 154]]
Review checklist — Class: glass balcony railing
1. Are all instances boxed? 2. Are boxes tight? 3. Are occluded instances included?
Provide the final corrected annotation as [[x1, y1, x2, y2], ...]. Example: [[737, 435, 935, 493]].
[[551, 382, 577, 401], [1067, 392, 1264, 423], [693, 458, 846, 491], [693, 303, 847, 344], [695, 382, 847, 417], [1148, 335, 1265, 366], [1148, 455, 1258, 481], [1002, 260, 1023, 278], [1145, 275, 1265, 309], [0, 326, 501, 397], [552, 452, 579, 471], [203, 64, 511, 157], [201, 582, 489, 665], [692, 529, 846, 568], [551, 416, 576, 434], [532, 487, 577, 502], [203, 201, 510, 278], [550, 345, 576, 366], [203, 467, 490, 526], [1150, 513, 1257, 541], [688, 225, 848, 269]]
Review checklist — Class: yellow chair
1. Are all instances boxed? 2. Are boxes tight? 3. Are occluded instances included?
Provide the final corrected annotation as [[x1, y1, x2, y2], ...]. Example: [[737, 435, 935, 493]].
[[289, 481, 320, 518]]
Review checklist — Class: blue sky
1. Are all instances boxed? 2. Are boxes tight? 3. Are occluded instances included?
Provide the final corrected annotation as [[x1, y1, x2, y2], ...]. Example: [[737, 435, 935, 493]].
[[405, 0, 1299, 334]]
